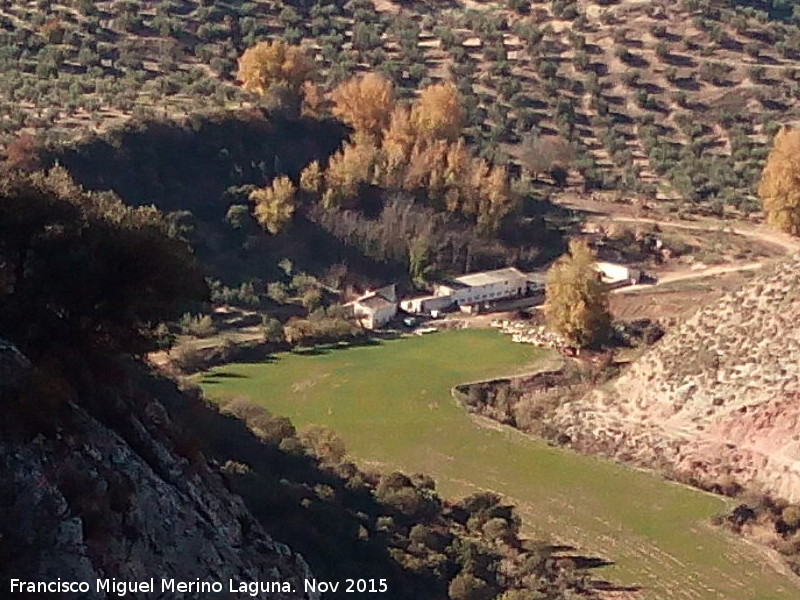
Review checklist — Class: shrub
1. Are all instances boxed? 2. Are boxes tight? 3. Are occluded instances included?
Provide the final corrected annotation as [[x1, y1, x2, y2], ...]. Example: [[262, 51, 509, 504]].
[[299, 425, 347, 464], [507, 0, 530, 14], [180, 313, 217, 338], [448, 573, 494, 600], [170, 345, 206, 373], [266, 282, 290, 304], [255, 313, 282, 340], [745, 42, 761, 59], [783, 505, 800, 529]]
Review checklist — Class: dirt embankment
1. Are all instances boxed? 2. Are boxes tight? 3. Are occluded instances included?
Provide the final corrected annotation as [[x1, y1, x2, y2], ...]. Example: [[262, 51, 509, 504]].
[[549, 252, 800, 501], [456, 251, 800, 505]]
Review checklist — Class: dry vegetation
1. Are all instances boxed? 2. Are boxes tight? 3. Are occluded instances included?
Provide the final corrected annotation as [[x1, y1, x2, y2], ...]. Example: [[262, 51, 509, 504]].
[[3, 0, 800, 215], [544, 250, 800, 511], [609, 269, 755, 321]]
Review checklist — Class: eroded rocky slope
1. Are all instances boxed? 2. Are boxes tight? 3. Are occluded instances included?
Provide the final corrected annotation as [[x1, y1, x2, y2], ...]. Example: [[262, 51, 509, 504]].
[[0, 342, 315, 600], [552, 253, 800, 501]]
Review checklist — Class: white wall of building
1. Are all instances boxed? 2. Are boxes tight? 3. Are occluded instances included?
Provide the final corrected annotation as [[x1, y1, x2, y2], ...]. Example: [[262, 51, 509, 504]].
[[449, 275, 527, 306], [400, 295, 453, 314], [353, 300, 397, 329]]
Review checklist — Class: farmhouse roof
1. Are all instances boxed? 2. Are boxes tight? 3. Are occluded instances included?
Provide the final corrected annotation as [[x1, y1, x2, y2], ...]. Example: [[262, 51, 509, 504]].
[[372, 284, 397, 303], [356, 294, 396, 311], [352, 284, 398, 311], [454, 267, 527, 288]]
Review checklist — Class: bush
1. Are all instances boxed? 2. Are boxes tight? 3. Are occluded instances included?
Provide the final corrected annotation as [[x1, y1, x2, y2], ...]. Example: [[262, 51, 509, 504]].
[[170, 345, 206, 373], [507, 0, 530, 14], [783, 506, 800, 529], [180, 313, 217, 338], [266, 281, 290, 304], [299, 425, 347, 464], [447, 573, 493, 600], [262, 316, 285, 343]]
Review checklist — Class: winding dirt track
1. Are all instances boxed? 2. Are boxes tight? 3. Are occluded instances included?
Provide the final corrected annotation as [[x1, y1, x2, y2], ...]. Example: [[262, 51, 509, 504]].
[[604, 215, 800, 289]]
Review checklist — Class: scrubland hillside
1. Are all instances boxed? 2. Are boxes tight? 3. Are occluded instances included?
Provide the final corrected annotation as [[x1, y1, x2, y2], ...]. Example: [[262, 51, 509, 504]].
[[552, 250, 800, 503]]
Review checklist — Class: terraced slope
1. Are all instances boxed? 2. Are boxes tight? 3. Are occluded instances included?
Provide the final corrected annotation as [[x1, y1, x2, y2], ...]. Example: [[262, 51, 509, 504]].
[[3, 0, 800, 211]]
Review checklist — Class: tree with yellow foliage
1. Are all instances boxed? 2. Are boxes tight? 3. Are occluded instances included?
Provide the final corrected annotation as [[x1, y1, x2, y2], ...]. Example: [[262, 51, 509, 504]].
[[322, 133, 380, 208], [383, 106, 416, 157], [544, 240, 611, 348], [300, 81, 327, 118], [411, 81, 464, 143], [404, 140, 450, 199], [379, 106, 417, 186], [759, 127, 800, 235], [237, 40, 316, 97], [476, 165, 515, 234], [400, 138, 518, 231], [443, 139, 471, 188], [464, 156, 490, 216], [250, 176, 297, 234], [330, 73, 395, 139], [299, 160, 323, 195]]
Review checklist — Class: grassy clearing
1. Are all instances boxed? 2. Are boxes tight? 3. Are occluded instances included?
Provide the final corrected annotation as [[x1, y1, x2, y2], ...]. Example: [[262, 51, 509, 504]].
[[200, 329, 797, 600]]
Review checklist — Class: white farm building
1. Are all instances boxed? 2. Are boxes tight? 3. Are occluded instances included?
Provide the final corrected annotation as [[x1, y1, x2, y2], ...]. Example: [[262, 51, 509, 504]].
[[403, 267, 532, 316], [399, 294, 454, 315], [348, 285, 398, 329], [595, 262, 643, 288], [435, 267, 530, 308]]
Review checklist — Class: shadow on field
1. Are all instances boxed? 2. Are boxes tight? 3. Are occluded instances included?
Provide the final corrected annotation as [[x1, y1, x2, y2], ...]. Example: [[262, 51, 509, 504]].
[[546, 544, 643, 594], [291, 337, 384, 357], [204, 371, 249, 379], [148, 370, 447, 600]]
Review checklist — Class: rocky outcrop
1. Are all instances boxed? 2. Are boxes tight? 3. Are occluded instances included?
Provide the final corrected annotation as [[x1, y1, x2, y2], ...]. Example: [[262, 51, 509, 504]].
[[0, 338, 31, 385], [549, 253, 800, 501], [0, 343, 317, 599]]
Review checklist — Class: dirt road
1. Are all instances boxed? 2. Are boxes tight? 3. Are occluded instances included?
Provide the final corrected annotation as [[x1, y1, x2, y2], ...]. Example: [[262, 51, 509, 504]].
[[608, 215, 800, 254], [601, 215, 800, 290]]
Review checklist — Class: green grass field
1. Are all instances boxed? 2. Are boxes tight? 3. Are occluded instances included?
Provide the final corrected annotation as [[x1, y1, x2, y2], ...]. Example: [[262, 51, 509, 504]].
[[200, 329, 798, 600]]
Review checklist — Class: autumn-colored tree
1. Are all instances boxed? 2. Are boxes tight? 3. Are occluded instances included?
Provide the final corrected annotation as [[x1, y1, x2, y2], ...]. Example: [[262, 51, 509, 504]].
[[237, 40, 316, 97], [463, 156, 491, 218], [4, 134, 43, 172], [300, 80, 327, 118], [383, 106, 416, 157], [544, 240, 611, 348], [444, 139, 472, 188], [380, 105, 417, 186], [323, 133, 380, 208], [411, 81, 464, 143], [250, 176, 297, 234], [759, 127, 800, 235], [330, 73, 395, 139], [299, 160, 323, 195], [441, 140, 473, 212], [401, 138, 517, 231], [317, 72, 515, 231], [404, 140, 451, 199], [476, 164, 516, 233]]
